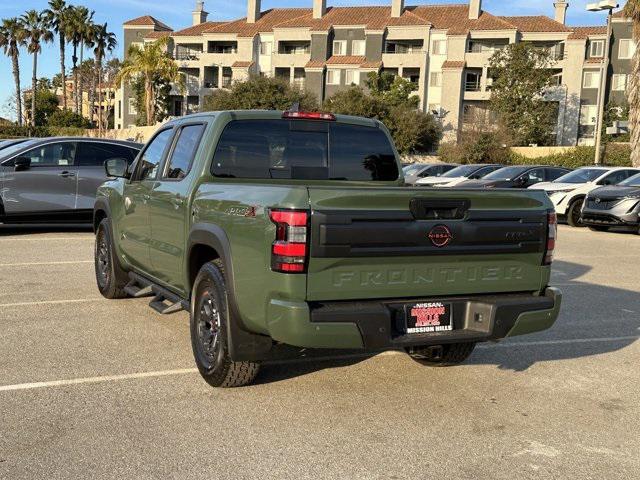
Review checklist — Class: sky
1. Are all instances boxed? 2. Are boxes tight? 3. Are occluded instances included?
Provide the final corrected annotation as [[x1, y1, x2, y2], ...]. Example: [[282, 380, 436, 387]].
[[0, 0, 614, 120]]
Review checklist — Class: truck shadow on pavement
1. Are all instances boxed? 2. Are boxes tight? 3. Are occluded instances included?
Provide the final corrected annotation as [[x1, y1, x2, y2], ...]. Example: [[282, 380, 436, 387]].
[[257, 260, 640, 383], [0, 225, 93, 236]]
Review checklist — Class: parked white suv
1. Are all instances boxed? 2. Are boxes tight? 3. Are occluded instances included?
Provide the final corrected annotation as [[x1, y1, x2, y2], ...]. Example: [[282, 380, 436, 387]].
[[530, 166, 640, 227], [415, 164, 502, 187]]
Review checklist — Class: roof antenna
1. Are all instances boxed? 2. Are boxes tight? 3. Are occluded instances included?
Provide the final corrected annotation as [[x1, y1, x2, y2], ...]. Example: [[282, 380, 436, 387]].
[[289, 102, 300, 112]]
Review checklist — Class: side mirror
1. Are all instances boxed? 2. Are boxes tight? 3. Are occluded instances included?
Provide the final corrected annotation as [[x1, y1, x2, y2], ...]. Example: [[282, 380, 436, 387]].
[[105, 158, 130, 179], [14, 157, 31, 171]]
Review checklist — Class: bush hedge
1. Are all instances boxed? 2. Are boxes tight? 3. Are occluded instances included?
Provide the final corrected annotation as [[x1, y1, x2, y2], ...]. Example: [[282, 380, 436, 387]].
[[508, 144, 632, 168], [0, 125, 87, 139]]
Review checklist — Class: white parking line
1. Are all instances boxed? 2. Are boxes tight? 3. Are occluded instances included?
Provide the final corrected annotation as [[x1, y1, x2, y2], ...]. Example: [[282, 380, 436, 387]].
[[0, 261, 93, 267], [0, 237, 94, 242], [0, 335, 637, 393], [0, 369, 198, 393], [0, 298, 104, 308]]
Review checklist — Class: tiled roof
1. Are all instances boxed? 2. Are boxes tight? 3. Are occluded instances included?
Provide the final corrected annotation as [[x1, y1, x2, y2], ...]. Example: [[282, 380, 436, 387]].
[[203, 9, 310, 37], [144, 31, 171, 39], [500, 15, 571, 32], [305, 60, 326, 68], [231, 61, 254, 68], [569, 26, 607, 39], [360, 60, 383, 69], [585, 57, 605, 63], [274, 6, 429, 31], [124, 15, 173, 31], [442, 60, 466, 69], [411, 5, 514, 35], [173, 21, 225, 36], [326, 55, 367, 65]]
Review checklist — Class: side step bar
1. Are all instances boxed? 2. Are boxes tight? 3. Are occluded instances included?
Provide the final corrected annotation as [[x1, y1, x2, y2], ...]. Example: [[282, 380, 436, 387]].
[[126, 272, 190, 315]]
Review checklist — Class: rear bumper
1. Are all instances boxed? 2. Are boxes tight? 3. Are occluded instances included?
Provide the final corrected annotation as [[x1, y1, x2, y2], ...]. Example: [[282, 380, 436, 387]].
[[266, 288, 562, 350]]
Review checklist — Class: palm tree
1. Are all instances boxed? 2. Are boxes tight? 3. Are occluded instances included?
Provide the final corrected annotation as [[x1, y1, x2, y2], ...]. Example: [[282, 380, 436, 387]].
[[117, 37, 182, 126], [0, 18, 27, 126], [67, 6, 93, 115], [624, 1, 640, 167], [78, 8, 95, 118], [21, 10, 53, 127], [44, 0, 71, 111], [93, 23, 117, 134]]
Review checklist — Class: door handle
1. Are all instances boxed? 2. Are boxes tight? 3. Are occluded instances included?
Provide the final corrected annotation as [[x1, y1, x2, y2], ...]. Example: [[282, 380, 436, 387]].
[[171, 196, 184, 209], [59, 171, 76, 178], [142, 194, 150, 204]]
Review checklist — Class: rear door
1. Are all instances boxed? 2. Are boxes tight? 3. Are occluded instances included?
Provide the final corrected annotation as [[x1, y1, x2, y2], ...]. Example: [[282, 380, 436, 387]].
[[76, 141, 138, 211], [1, 141, 78, 215]]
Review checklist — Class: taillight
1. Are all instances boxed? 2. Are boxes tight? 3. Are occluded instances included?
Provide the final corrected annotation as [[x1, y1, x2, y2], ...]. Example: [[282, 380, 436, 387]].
[[270, 209, 309, 273], [544, 211, 557, 266]]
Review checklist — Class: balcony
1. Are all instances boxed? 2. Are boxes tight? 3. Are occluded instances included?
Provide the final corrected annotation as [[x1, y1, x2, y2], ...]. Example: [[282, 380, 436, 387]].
[[207, 41, 238, 54]]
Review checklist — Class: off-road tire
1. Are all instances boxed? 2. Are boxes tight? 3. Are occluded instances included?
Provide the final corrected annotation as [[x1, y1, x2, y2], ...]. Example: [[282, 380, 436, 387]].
[[407, 342, 476, 367], [566, 198, 585, 228], [588, 226, 609, 232], [190, 260, 260, 388], [95, 218, 129, 299]]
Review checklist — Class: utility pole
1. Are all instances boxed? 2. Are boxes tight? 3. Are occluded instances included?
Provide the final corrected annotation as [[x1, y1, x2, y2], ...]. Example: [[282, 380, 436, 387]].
[[588, 1, 618, 165]]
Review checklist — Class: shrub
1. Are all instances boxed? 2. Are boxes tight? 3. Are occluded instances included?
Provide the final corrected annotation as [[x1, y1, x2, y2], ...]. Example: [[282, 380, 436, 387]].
[[509, 144, 632, 168], [0, 125, 86, 138], [438, 130, 511, 164], [47, 109, 92, 128]]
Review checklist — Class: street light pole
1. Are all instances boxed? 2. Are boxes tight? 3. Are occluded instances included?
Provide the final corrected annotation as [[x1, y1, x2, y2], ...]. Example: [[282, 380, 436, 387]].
[[588, 1, 618, 165]]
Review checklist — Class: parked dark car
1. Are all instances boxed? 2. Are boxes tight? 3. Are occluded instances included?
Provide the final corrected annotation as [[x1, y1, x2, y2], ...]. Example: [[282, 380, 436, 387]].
[[581, 173, 640, 233], [0, 137, 142, 224], [456, 165, 571, 189], [403, 163, 459, 185]]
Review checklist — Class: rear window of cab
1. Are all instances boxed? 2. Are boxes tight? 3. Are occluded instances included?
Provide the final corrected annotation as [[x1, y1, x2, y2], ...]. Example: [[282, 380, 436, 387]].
[[211, 119, 399, 181]]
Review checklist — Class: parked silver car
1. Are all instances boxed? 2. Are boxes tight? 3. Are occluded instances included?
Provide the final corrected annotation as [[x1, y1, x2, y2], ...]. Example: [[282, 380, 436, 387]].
[[0, 137, 142, 224]]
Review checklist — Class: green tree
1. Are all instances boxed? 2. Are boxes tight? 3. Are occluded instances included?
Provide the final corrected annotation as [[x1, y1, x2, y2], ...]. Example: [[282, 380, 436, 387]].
[[117, 37, 181, 125], [365, 71, 419, 109], [47, 108, 91, 128], [323, 85, 441, 154], [25, 88, 59, 126], [624, 1, 640, 166], [489, 42, 556, 146], [21, 10, 53, 126], [203, 75, 318, 112], [0, 18, 27, 126], [44, 0, 71, 110], [92, 23, 117, 133], [67, 6, 94, 115]]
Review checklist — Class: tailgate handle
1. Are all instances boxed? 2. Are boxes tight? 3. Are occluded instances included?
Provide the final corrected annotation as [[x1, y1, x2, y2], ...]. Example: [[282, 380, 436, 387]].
[[410, 199, 470, 220]]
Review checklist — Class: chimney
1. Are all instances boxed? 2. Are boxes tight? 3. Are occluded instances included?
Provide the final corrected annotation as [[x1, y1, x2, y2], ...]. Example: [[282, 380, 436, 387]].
[[392, 0, 405, 18], [247, 0, 261, 24], [313, 0, 327, 19], [554, 0, 568, 25], [192, 1, 208, 26], [469, 0, 482, 20]]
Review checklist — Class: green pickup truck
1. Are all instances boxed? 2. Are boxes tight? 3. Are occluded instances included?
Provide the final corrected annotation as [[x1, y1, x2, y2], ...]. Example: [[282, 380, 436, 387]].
[[94, 110, 562, 388]]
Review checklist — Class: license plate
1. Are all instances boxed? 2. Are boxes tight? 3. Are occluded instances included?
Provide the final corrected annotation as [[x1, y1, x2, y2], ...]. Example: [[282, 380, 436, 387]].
[[405, 302, 453, 334]]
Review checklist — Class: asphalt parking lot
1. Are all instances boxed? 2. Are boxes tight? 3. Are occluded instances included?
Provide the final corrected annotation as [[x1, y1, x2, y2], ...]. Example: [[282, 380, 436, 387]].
[[0, 225, 638, 479]]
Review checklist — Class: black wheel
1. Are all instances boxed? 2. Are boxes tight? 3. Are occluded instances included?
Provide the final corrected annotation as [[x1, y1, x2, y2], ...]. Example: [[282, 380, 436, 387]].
[[407, 343, 476, 367], [566, 198, 585, 228], [588, 226, 609, 232], [190, 260, 259, 388], [95, 218, 128, 299]]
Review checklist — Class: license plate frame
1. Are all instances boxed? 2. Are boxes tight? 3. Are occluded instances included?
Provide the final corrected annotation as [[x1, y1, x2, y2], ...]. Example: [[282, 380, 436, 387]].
[[405, 302, 453, 334]]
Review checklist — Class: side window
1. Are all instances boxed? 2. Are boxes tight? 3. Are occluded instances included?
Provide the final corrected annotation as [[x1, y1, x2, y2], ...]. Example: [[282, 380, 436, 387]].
[[603, 170, 634, 185], [135, 129, 174, 182], [77, 142, 138, 167], [473, 166, 499, 179], [22, 142, 76, 167], [418, 167, 432, 178], [546, 168, 566, 181], [164, 124, 206, 180], [526, 168, 545, 183]]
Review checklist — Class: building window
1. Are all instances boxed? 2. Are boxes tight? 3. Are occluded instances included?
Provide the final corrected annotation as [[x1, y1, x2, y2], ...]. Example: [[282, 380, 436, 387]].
[[429, 72, 442, 87], [580, 104, 598, 126], [431, 39, 447, 55], [583, 71, 600, 89], [327, 69, 341, 85], [117, 100, 121, 119], [618, 39, 636, 59], [345, 69, 359, 85], [352, 40, 365, 56], [590, 40, 604, 58], [128, 97, 137, 115], [333, 40, 347, 56], [612, 74, 628, 91], [260, 42, 272, 55]]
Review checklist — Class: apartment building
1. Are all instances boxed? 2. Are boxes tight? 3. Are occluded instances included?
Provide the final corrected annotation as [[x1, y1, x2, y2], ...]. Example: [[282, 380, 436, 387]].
[[115, 0, 633, 147]]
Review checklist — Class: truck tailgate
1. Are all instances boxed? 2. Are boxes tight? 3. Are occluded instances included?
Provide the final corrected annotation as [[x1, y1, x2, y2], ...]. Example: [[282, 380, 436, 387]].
[[306, 187, 550, 301]]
